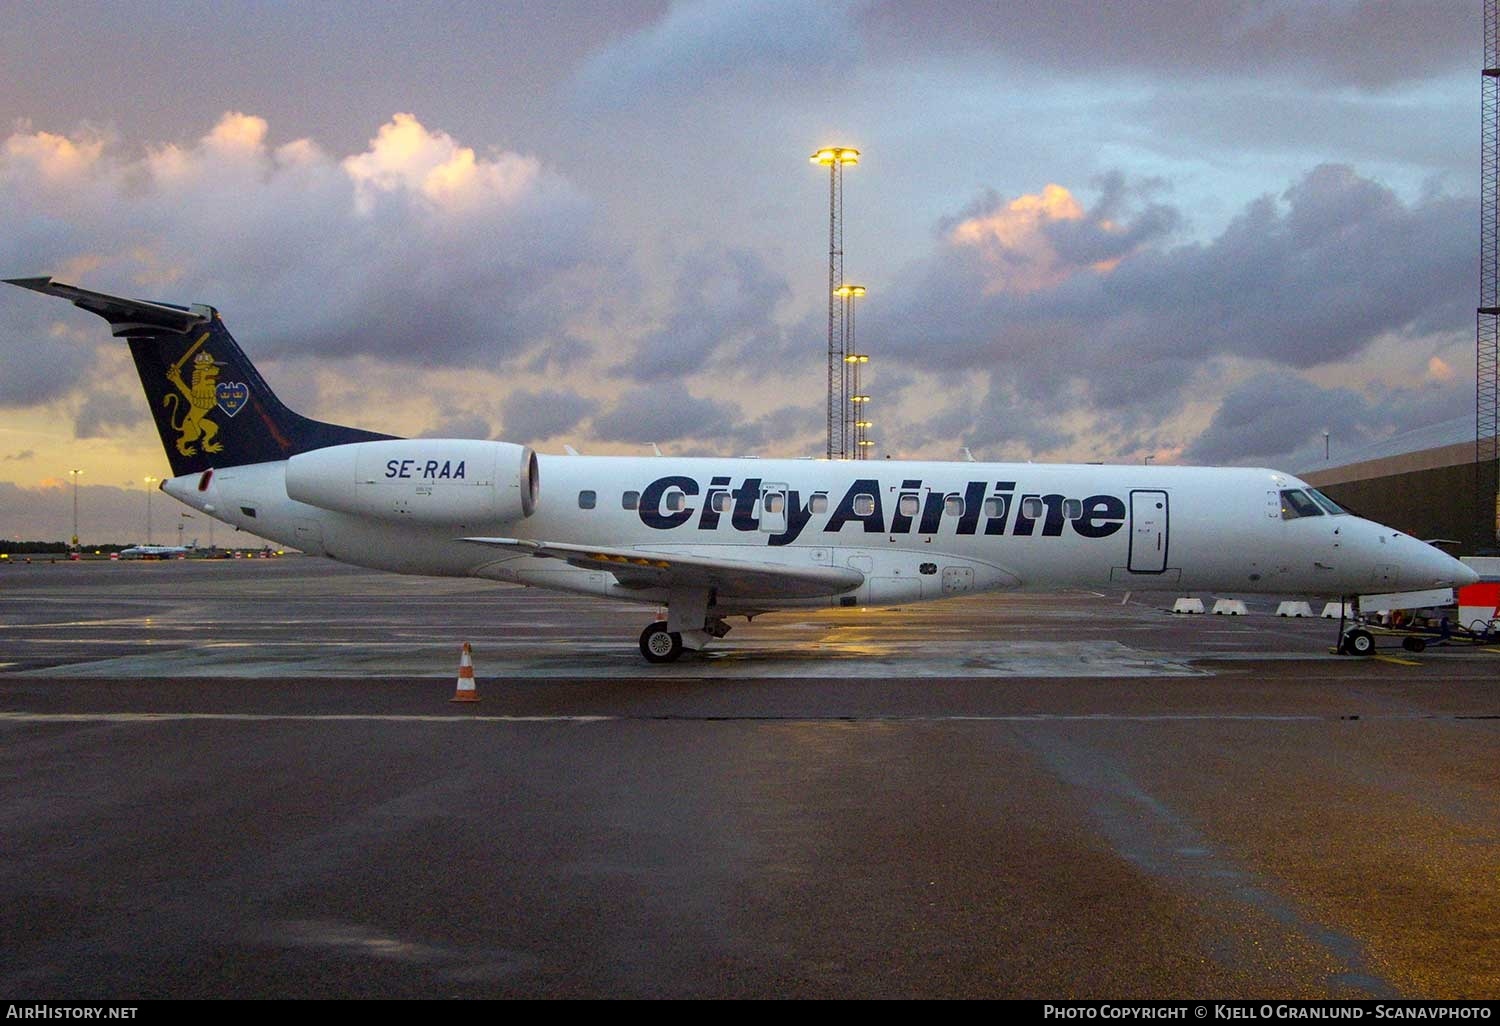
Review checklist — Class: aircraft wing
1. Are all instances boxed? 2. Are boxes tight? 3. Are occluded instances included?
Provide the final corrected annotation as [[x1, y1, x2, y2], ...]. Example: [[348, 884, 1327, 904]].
[[462, 537, 864, 599], [4, 277, 207, 336]]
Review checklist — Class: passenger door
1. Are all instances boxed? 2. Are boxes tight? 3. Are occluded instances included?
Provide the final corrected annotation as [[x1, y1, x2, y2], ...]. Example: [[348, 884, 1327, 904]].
[[1128, 490, 1169, 573]]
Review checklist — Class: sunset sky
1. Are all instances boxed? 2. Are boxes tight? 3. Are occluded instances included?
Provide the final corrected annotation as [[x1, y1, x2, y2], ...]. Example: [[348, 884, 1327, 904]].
[[0, 1, 1480, 541]]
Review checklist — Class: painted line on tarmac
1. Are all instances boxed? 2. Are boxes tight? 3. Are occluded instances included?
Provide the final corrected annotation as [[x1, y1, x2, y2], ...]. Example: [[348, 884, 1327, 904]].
[[1372, 654, 1421, 667], [1018, 730, 1395, 996], [0, 712, 616, 724], [0, 711, 1479, 725], [9, 651, 1209, 679]]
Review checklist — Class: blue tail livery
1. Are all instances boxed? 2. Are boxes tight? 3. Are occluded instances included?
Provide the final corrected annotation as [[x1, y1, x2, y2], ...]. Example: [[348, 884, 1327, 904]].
[[5, 277, 392, 477]]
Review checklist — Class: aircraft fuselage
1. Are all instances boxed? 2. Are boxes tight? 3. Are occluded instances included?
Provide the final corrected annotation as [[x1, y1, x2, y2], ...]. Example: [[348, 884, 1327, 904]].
[[165, 454, 1464, 615]]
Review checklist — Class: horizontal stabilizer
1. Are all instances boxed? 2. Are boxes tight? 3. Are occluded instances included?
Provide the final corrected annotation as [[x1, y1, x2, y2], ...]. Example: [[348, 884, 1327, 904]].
[[463, 536, 865, 599], [4, 277, 207, 336]]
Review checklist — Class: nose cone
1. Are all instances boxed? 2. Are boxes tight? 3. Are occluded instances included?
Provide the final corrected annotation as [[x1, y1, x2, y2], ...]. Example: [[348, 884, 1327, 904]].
[[1350, 518, 1480, 590], [1412, 542, 1478, 589]]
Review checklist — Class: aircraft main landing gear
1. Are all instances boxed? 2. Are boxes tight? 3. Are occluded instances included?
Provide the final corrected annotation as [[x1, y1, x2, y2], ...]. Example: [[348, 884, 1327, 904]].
[[640, 622, 684, 663], [637, 587, 732, 663]]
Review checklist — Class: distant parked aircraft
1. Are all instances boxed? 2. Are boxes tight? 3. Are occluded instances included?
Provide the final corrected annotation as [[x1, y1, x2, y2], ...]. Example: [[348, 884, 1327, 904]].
[[117, 543, 193, 560]]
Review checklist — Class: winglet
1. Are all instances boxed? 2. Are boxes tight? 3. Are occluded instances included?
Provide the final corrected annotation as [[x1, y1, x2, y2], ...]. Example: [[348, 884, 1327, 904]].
[[4, 276, 207, 336]]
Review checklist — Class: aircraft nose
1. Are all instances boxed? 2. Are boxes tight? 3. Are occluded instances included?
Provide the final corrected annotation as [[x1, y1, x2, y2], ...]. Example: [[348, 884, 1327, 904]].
[[1355, 519, 1480, 589], [1418, 545, 1478, 589]]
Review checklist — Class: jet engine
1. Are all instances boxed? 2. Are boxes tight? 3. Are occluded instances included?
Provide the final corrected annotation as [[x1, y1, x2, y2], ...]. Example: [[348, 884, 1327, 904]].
[[285, 438, 538, 526]]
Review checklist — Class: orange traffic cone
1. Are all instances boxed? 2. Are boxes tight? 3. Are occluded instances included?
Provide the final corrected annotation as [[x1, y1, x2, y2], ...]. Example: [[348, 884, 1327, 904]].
[[450, 642, 480, 703]]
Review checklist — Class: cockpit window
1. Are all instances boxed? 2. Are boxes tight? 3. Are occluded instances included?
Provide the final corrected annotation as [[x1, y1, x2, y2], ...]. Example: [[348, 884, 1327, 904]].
[[1279, 489, 1324, 519], [1307, 489, 1346, 515]]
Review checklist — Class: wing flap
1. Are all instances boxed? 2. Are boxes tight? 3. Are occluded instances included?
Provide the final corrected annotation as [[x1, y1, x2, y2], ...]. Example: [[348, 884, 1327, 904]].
[[4, 277, 207, 336], [463, 537, 864, 598]]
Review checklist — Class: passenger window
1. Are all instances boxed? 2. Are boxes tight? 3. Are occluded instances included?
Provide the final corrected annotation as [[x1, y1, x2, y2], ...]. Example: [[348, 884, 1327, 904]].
[[764, 492, 785, 513], [899, 493, 920, 517], [1062, 498, 1082, 519], [853, 494, 875, 516], [622, 490, 640, 511], [1020, 497, 1044, 519], [809, 493, 829, 514], [983, 498, 1003, 518], [665, 491, 685, 512], [1279, 489, 1323, 519], [578, 490, 596, 510], [711, 492, 732, 514], [944, 494, 964, 517]]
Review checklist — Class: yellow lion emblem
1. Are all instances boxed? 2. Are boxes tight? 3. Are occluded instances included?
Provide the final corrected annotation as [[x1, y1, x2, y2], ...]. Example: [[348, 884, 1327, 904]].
[[162, 339, 224, 457]]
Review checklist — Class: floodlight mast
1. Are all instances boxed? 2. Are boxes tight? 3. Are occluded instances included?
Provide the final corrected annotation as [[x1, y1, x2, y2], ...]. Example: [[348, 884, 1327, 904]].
[[1482, 2, 1500, 541], [838, 284, 870, 459], [811, 147, 859, 458]]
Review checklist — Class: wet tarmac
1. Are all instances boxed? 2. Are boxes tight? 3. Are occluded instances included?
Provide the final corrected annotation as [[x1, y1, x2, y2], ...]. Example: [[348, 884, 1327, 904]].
[[1, 559, 1497, 998]]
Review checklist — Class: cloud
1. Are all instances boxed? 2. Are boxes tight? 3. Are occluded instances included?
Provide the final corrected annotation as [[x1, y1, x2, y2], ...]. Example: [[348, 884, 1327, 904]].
[[1098, 165, 1471, 369], [2, 125, 107, 183], [0, 111, 811, 458], [418, 413, 494, 441], [615, 246, 794, 381], [0, 306, 95, 407], [874, 166, 1471, 443], [72, 387, 149, 439], [1183, 374, 1367, 466], [3, 449, 35, 461], [865, 1, 1469, 89], [497, 388, 595, 443], [937, 175, 1179, 296], [1126, 88, 1470, 173], [722, 402, 821, 453], [1183, 372, 1471, 468], [342, 113, 545, 216], [572, 0, 864, 110], [591, 383, 740, 443], [0, 112, 596, 390]]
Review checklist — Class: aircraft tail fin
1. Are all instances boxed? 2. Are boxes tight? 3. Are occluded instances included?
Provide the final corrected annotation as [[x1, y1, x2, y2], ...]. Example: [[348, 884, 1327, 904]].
[[6, 277, 393, 477]]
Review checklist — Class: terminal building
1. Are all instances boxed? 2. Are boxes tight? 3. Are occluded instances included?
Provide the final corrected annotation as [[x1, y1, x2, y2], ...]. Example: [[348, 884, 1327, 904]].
[[1299, 419, 1500, 556]]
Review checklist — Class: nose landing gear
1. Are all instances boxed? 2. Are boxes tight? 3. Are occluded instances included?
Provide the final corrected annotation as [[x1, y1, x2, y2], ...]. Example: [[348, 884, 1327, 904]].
[[1339, 627, 1375, 656]]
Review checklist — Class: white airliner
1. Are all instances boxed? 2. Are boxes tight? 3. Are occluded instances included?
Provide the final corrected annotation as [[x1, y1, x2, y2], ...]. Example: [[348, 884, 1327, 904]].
[[117, 543, 193, 559], [8, 277, 1478, 661]]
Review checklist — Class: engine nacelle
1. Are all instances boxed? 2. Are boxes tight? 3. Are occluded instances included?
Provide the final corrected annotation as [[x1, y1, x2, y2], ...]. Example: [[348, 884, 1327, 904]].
[[285, 439, 538, 526]]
